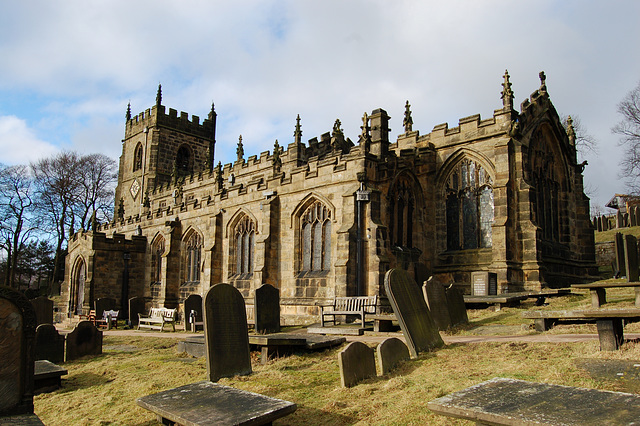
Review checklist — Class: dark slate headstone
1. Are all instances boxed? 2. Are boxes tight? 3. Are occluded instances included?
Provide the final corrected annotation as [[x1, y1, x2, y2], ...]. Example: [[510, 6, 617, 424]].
[[129, 296, 146, 326], [617, 210, 624, 228], [184, 294, 203, 329], [376, 337, 410, 376], [338, 341, 376, 387], [630, 208, 637, 228], [65, 320, 103, 361], [445, 286, 469, 327], [0, 286, 37, 416], [35, 324, 65, 364], [597, 216, 602, 232], [615, 232, 626, 277], [30, 296, 53, 326], [384, 269, 444, 358], [203, 283, 252, 382], [254, 284, 280, 334], [422, 277, 452, 330], [624, 234, 639, 282], [94, 297, 116, 319]]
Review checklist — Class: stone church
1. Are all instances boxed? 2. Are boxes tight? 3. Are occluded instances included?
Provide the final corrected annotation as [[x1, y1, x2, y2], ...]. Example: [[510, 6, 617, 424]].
[[62, 71, 597, 323]]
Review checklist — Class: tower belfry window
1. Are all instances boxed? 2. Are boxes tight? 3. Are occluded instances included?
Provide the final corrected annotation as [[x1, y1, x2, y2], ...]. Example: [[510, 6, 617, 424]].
[[133, 143, 143, 171]]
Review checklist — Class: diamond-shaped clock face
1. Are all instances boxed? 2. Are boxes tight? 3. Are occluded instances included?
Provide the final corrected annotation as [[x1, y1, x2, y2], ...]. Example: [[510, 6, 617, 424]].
[[130, 179, 140, 199]]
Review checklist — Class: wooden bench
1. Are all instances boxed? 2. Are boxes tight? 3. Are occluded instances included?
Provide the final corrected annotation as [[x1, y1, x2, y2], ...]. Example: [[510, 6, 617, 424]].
[[95, 309, 119, 329], [138, 307, 177, 332], [318, 295, 378, 327], [368, 313, 398, 332], [428, 377, 640, 425], [572, 281, 640, 308], [523, 308, 640, 350], [137, 380, 296, 425]]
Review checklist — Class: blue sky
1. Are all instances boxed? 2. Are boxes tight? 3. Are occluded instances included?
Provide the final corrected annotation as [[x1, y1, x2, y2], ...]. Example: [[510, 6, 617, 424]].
[[1, 0, 639, 211]]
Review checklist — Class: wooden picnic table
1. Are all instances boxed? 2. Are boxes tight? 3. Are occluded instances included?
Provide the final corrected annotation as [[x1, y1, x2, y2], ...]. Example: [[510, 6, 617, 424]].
[[428, 377, 640, 425], [572, 281, 640, 308], [137, 381, 296, 426]]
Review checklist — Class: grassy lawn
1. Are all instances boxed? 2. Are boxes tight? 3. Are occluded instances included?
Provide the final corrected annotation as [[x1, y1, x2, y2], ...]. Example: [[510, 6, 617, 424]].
[[35, 287, 640, 425]]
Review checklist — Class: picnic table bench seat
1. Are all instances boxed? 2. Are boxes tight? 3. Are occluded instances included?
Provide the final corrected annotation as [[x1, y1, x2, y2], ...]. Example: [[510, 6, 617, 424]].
[[318, 295, 378, 327], [572, 281, 640, 308], [523, 308, 640, 350], [138, 307, 177, 332], [428, 377, 640, 425]]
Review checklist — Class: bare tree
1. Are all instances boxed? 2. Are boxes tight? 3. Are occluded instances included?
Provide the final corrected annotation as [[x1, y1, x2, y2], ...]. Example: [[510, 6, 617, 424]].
[[561, 114, 598, 160], [31, 152, 82, 292], [613, 81, 640, 193], [75, 153, 117, 229], [0, 164, 39, 289]]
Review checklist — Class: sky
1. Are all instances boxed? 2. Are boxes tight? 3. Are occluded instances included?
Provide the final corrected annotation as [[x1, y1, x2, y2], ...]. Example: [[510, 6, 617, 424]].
[[0, 1, 639, 212]]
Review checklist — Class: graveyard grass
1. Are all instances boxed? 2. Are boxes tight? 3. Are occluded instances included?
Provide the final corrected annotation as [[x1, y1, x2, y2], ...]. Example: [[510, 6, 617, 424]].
[[34, 287, 640, 425]]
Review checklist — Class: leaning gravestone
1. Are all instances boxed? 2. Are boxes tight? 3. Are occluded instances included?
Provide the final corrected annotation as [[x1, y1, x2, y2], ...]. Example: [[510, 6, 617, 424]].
[[129, 296, 146, 326], [254, 284, 280, 334], [203, 283, 252, 382], [615, 232, 626, 277], [95, 297, 116, 319], [65, 320, 103, 361], [376, 337, 410, 376], [184, 294, 203, 331], [30, 296, 53, 326], [0, 286, 38, 417], [35, 324, 65, 364], [338, 341, 376, 387], [445, 286, 469, 327], [624, 234, 639, 282], [384, 269, 444, 358], [422, 277, 452, 330]]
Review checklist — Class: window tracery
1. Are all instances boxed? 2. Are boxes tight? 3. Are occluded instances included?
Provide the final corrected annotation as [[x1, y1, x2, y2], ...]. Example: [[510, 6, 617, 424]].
[[133, 143, 143, 171], [300, 201, 331, 272], [183, 231, 202, 283], [233, 215, 255, 275], [389, 176, 415, 248]]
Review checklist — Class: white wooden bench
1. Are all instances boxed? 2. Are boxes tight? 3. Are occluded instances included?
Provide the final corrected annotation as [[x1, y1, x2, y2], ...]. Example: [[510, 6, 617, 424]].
[[318, 295, 378, 327], [137, 307, 177, 332]]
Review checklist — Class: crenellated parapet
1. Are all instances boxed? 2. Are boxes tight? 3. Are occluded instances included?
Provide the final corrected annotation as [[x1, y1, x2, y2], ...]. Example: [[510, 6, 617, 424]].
[[125, 104, 216, 140]]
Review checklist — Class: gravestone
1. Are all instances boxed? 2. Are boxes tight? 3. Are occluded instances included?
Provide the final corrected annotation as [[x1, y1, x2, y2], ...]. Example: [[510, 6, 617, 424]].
[[445, 286, 469, 327], [615, 232, 626, 277], [35, 324, 65, 364], [636, 207, 640, 226], [630, 208, 637, 227], [624, 234, 639, 282], [94, 297, 116, 319], [597, 216, 602, 232], [338, 341, 376, 387], [65, 320, 103, 361], [422, 277, 452, 330], [376, 337, 410, 376], [602, 215, 608, 231], [384, 269, 444, 358], [254, 284, 280, 334], [184, 294, 203, 331], [203, 283, 252, 382], [129, 296, 146, 326], [471, 271, 497, 296], [0, 286, 38, 417], [617, 210, 624, 228], [30, 296, 53, 326]]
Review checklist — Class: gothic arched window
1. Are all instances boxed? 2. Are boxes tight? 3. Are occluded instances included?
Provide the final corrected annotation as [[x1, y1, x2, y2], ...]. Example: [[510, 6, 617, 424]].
[[151, 236, 165, 285], [133, 143, 143, 171], [445, 159, 494, 250], [389, 176, 415, 248], [233, 215, 255, 275], [183, 231, 202, 283], [530, 135, 562, 242], [300, 201, 332, 272]]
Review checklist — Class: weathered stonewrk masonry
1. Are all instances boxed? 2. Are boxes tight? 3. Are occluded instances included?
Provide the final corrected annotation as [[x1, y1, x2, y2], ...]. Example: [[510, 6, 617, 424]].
[[62, 71, 597, 323]]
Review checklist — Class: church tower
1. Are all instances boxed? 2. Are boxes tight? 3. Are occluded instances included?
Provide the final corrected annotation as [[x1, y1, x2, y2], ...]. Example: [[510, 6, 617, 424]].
[[114, 85, 217, 219]]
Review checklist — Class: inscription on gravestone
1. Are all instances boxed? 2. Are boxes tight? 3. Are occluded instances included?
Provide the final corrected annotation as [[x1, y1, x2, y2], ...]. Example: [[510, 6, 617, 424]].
[[204, 283, 252, 382], [384, 269, 444, 358], [471, 272, 497, 296], [254, 284, 280, 334]]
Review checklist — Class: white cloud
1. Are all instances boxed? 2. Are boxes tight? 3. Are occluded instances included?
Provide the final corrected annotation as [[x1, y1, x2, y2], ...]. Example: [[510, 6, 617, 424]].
[[0, 115, 58, 165]]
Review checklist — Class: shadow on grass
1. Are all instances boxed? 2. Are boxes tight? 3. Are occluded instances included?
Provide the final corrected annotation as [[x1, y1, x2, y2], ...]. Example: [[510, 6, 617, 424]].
[[55, 372, 114, 393]]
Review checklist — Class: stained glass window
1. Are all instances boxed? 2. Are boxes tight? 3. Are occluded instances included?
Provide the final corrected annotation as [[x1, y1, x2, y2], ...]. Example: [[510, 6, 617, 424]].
[[301, 201, 331, 272], [234, 216, 255, 275]]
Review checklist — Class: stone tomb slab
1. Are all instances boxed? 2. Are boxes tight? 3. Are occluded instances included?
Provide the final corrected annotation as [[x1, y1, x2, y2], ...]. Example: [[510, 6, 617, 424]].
[[254, 284, 280, 334], [376, 337, 410, 376], [338, 341, 376, 388], [204, 283, 252, 382], [30, 296, 53, 326], [422, 277, 452, 330], [128, 296, 146, 327], [34, 360, 67, 394], [384, 269, 444, 358], [35, 324, 65, 364], [65, 320, 103, 361], [428, 377, 640, 425], [137, 380, 297, 426]]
